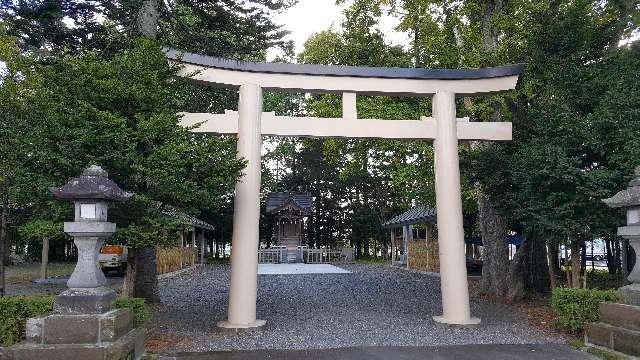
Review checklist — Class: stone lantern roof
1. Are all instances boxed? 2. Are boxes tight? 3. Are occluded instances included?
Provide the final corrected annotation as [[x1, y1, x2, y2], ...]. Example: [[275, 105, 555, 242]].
[[603, 166, 640, 209], [49, 165, 133, 201]]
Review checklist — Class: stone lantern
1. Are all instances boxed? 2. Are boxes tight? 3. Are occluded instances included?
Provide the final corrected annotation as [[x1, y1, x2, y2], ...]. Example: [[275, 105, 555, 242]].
[[603, 166, 640, 304], [49, 165, 133, 313], [6, 166, 145, 359]]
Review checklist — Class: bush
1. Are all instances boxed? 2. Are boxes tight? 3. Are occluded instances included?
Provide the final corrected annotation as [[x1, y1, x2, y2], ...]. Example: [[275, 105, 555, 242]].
[[0, 296, 54, 346], [551, 287, 618, 333], [115, 297, 151, 327], [0, 295, 151, 346], [586, 269, 625, 289]]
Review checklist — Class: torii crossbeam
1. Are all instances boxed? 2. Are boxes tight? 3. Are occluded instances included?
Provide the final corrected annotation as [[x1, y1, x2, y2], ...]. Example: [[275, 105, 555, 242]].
[[166, 49, 522, 330]]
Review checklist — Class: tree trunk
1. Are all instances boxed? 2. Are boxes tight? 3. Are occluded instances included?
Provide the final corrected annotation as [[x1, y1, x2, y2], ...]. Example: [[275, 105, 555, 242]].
[[570, 239, 582, 288], [478, 191, 510, 297], [132, 246, 159, 302], [605, 237, 614, 273], [547, 245, 557, 290], [581, 241, 587, 287], [564, 244, 570, 285], [122, 247, 162, 303], [614, 240, 621, 273], [507, 234, 550, 299], [122, 248, 136, 297], [136, 0, 160, 37], [40, 238, 49, 279], [507, 241, 526, 300], [549, 243, 560, 274], [0, 189, 8, 297], [622, 238, 629, 279], [526, 234, 550, 293]]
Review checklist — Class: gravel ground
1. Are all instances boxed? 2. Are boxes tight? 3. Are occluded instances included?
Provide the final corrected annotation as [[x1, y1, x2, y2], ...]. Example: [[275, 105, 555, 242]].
[[150, 264, 560, 353]]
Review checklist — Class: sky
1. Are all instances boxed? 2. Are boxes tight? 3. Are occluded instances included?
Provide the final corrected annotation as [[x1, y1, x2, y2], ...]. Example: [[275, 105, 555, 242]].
[[266, 0, 409, 61]]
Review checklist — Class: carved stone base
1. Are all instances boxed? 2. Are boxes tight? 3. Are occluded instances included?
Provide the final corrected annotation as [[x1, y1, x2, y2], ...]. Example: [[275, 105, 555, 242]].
[[54, 287, 116, 315], [5, 309, 145, 360]]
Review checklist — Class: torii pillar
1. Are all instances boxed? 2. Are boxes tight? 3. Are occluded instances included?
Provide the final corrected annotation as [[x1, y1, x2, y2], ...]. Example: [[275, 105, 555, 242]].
[[432, 91, 479, 325], [217, 84, 266, 330]]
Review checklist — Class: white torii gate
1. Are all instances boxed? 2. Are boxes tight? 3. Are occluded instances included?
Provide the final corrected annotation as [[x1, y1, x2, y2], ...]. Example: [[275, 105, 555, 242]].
[[166, 49, 522, 330]]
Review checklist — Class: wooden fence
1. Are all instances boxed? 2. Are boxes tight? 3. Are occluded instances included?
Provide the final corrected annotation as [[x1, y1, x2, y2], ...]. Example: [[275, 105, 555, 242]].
[[156, 247, 197, 275], [258, 248, 284, 264], [257, 247, 355, 264], [304, 248, 355, 264], [408, 239, 439, 273]]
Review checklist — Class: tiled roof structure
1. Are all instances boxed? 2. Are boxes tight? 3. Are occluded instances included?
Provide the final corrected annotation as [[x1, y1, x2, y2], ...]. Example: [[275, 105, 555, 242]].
[[381, 205, 436, 228], [150, 202, 214, 230]]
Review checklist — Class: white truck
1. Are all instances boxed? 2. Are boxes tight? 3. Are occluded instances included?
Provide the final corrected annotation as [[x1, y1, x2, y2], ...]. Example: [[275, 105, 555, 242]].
[[99, 245, 128, 275]]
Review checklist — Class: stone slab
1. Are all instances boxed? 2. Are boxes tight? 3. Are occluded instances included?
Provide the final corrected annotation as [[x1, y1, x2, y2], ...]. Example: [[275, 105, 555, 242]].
[[54, 287, 116, 314], [100, 309, 134, 342], [43, 315, 99, 344], [106, 327, 146, 360], [599, 302, 640, 331], [585, 322, 613, 348], [257, 263, 351, 275], [618, 284, 640, 306], [586, 322, 640, 356], [611, 325, 640, 356]]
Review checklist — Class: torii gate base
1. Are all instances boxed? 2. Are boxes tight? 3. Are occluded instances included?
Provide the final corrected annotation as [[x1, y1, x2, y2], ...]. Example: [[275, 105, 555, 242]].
[[166, 49, 522, 330]]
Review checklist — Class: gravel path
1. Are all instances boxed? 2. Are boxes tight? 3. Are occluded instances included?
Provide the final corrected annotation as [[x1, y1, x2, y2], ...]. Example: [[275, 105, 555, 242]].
[[150, 264, 560, 353]]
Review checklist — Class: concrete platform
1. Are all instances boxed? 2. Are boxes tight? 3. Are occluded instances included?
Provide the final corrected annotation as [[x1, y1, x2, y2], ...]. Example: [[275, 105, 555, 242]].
[[156, 344, 595, 360], [258, 264, 351, 275]]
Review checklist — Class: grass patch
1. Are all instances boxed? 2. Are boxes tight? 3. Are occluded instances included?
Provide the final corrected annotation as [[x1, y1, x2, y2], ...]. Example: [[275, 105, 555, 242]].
[[569, 340, 627, 360], [5, 262, 76, 284]]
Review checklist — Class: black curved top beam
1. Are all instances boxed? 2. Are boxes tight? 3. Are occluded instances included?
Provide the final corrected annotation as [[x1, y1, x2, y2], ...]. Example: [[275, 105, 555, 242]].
[[164, 48, 523, 81]]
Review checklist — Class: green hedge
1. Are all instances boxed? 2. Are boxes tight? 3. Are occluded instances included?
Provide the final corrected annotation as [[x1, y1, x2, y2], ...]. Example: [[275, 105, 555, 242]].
[[550, 287, 618, 333], [0, 295, 150, 346], [0, 296, 55, 346]]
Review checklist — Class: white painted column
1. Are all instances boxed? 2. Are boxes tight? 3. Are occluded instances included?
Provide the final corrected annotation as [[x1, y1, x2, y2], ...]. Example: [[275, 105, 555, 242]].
[[219, 84, 266, 330], [432, 90, 480, 325], [342, 92, 357, 121]]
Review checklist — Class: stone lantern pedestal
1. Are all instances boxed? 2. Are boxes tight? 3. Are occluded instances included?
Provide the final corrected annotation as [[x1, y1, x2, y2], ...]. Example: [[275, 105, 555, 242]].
[[4, 166, 145, 360], [586, 166, 640, 356]]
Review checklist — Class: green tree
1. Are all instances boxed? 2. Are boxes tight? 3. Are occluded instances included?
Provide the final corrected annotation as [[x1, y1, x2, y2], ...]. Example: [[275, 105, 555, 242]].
[[1, 0, 296, 57], [0, 35, 245, 300]]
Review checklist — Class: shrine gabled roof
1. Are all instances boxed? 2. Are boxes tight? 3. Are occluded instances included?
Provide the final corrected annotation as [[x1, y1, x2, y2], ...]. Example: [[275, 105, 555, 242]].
[[266, 192, 313, 214], [164, 48, 523, 81], [382, 205, 437, 228]]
